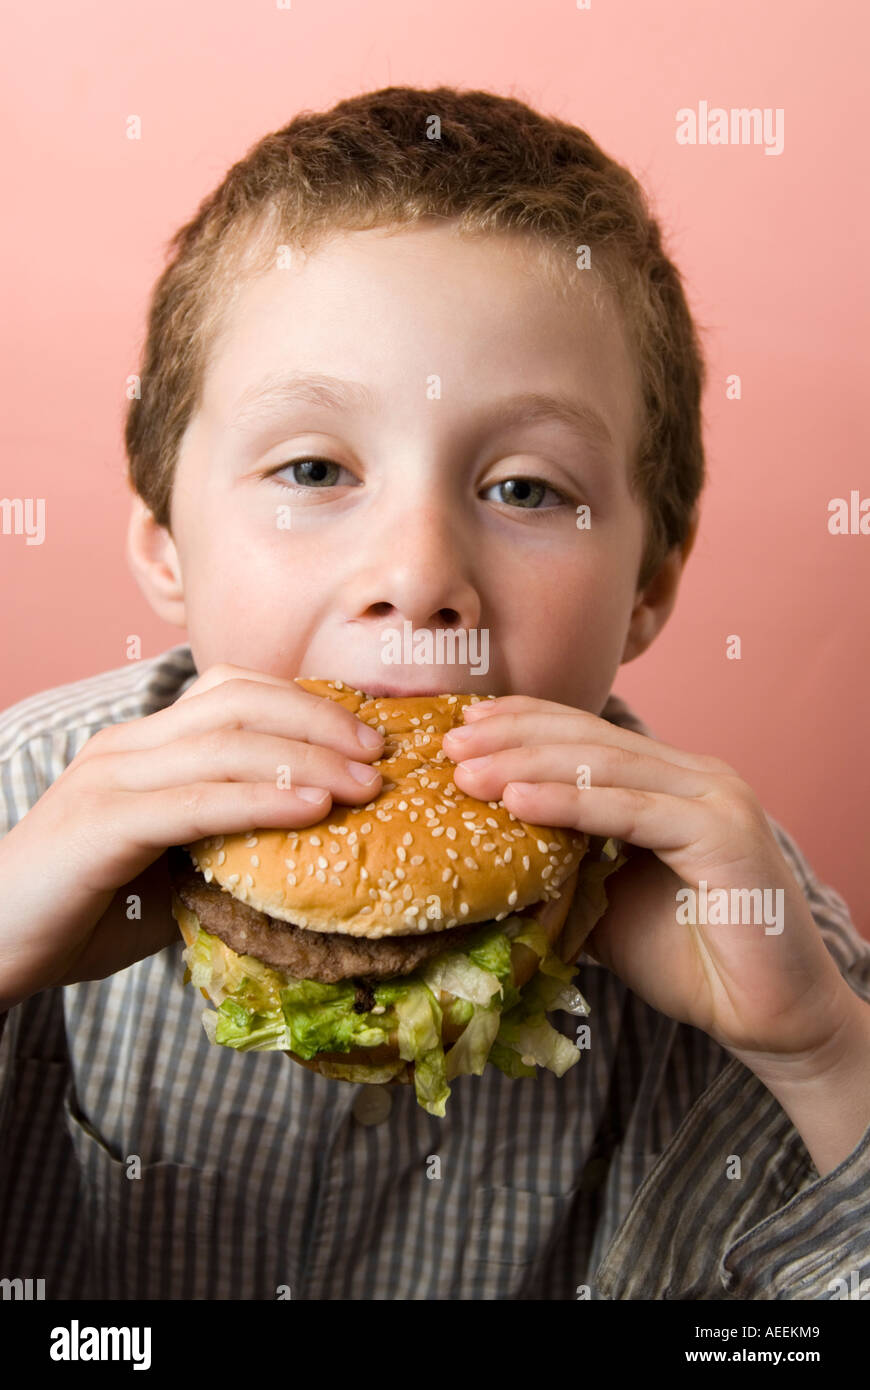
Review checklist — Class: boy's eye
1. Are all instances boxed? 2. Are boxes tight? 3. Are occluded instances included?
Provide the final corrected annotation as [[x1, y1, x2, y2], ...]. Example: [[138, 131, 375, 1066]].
[[272, 458, 350, 489], [266, 458, 568, 510], [482, 478, 564, 509]]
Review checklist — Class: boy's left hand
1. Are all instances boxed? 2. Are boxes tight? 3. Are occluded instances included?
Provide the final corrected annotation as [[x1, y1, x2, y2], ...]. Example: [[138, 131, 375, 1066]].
[[443, 695, 860, 1082]]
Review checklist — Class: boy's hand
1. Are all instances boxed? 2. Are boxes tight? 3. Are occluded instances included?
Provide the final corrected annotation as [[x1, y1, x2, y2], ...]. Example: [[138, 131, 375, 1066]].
[[443, 695, 858, 1080], [0, 664, 384, 1011]]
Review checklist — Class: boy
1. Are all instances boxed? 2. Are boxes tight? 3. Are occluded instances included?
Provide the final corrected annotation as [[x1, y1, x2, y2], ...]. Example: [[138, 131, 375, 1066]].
[[1, 85, 868, 1301]]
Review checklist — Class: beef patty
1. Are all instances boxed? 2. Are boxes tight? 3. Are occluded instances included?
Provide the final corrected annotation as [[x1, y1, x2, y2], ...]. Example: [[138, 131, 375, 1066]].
[[167, 846, 487, 983]]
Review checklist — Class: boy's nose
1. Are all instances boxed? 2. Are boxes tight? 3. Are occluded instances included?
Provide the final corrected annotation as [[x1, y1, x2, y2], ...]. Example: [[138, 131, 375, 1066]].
[[345, 499, 482, 635]]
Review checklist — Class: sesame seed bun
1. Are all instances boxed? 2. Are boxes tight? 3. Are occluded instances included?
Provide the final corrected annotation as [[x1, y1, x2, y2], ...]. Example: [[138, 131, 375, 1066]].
[[176, 680, 593, 1088], [185, 679, 588, 937]]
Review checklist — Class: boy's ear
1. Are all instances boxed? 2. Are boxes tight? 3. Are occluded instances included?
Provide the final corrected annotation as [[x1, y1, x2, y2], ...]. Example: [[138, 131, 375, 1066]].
[[620, 509, 700, 665], [126, 495, 187, 628]]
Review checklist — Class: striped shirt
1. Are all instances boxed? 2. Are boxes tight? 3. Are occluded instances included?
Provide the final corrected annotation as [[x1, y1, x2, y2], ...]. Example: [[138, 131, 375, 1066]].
[[1, 643, 868, 1301]]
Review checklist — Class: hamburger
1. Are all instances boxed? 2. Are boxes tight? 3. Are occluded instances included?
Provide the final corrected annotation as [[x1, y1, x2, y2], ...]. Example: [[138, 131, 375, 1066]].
[[169, 679, 626, 1116]]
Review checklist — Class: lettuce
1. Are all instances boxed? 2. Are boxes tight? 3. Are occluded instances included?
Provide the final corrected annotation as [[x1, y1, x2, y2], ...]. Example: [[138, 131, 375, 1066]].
[[177, 836, 627, 1114], [444, 1002, 502, 1080], [393, 980, 450, 1116]]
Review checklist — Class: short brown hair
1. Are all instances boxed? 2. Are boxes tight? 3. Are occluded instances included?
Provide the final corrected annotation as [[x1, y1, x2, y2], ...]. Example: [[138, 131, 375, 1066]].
[[125, 84, 707, 589]]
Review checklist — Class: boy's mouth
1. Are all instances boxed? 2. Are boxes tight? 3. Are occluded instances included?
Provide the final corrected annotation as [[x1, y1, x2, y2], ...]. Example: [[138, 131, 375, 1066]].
[[338, 679, 488, 699]]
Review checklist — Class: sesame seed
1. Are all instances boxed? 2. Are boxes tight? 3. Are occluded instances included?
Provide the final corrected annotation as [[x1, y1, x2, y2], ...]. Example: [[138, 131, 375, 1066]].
[[446, 827, 457, 840], [431, 826, 445, 837], [395, 867, 405, 880], [464, 857, 479, 871], [446, 847, 458, 860], [486, 817, 498, 829], [335, 860, 348, 872], [411, 798, 424, 806], [317, 856, 328, 869], [330, 875, 342, 886], [245, 835, 259, 848], [410, 855, 424, 866], [307, 864, 315, 877], [442, 867, 452, 883], [536, 839, 548, 853], [398, 800, 408, 811], [351, 844, 360, 859], [542, 865, 553, 878], [330, 841, 340, 853], [462, 811, 476, 819], [203, 867, 214, 884], [284, 858, 296, 869], [409, 811, 418, 822], [460, 903, 469, 916], [471, 835, 481, 847], [523, 855, 530, 870], [226, 874, 240, 887], [402, 832, 413, 846], [508, 890, 518, 905], [250, 854, 259, 868], [403, 885, 414, 900], [483, 841, 496, 852], [397, 846, 407, 862], [361, 823, 372, 834], [310, 835, 322, 847], [245, 873, 254, 887], [360, 867, 369, 879], [217, 851, 226, 866], [287, 873, 297, 887]]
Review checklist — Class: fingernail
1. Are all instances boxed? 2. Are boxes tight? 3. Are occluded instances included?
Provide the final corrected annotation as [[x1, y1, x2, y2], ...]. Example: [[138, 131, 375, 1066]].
[[356, 723, 383, 748], [296, 786, 329, 803], [446, 724, 474, 741], [459, 754, 492, 770], [348, 759, 381, 783]]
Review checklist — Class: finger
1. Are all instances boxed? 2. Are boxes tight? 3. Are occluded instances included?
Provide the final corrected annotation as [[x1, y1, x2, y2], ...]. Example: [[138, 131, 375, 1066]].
[[83, 729, 383, 803], [110, 779, 340, 864], [76, 674, 385, 764], [500, 781, 710, 857], [452, 742, 715, 800], [443, 709, 726, 775]]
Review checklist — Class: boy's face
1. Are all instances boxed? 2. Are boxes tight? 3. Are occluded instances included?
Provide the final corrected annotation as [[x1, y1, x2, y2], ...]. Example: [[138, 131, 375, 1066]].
[[132, 223, 685, 715]]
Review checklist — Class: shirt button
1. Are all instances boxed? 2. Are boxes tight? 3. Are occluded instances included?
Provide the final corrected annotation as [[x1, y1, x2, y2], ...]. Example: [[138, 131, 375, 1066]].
[[352, 1084, 393, 1126]]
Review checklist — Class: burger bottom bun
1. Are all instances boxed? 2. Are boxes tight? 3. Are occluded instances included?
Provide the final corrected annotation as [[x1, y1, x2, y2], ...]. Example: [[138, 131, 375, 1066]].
[[178, 869, 589, 1084]]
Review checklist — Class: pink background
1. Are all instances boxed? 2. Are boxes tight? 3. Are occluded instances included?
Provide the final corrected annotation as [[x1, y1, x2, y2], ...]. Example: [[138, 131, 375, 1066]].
[[2, 1, 867, 934]]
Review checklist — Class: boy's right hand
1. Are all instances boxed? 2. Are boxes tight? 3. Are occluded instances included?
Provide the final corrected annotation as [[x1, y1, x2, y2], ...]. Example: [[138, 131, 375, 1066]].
[[0, 664, 385, 1012]]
